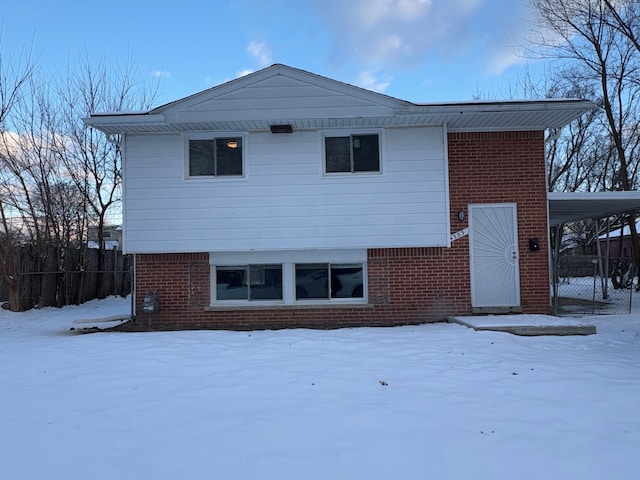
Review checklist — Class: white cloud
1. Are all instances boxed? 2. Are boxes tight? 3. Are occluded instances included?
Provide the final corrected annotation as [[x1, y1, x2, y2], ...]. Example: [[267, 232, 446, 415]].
[[486, 45, 526, 76], [247, 40, 272, 67], [351, 0, 433, 29], [313, 0, 478, 67], [312, 0, 531, 75], [355, 71, 391, 93], [151, 70, 171, 79], [234, 40, 272, 79], [0, 130, 23, 156]]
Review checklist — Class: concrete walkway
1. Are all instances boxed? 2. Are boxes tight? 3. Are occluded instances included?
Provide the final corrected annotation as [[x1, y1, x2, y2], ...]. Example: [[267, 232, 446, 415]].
[[448, 314, 596, 336]]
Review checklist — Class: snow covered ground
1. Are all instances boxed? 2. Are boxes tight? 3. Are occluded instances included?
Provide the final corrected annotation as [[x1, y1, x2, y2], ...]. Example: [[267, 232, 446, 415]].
[[1, 297, 639, 480]]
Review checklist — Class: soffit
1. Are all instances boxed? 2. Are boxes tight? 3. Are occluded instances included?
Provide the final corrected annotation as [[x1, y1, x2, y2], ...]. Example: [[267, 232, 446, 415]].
[[84, 99, 594, 136], [548, 191, 640, 226]]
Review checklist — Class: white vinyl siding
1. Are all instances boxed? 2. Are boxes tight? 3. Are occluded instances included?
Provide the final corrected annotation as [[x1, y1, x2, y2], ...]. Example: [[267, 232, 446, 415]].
[[165, 74, 397, 125], [122, 126, 448, 253]]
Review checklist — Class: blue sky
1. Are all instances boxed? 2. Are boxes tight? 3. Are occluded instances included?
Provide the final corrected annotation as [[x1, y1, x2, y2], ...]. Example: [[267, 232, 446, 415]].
[[1, 0, 539, 107]]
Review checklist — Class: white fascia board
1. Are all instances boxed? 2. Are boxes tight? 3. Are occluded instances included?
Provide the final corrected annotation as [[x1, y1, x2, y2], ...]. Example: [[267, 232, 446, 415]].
[[397, 99, 595, 120], [82, 114, 166, 128], [548, 191, 640, 201], [401, 99, 595, 113]]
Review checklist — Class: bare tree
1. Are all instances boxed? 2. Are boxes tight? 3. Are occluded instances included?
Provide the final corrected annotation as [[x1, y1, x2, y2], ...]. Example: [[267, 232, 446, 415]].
[[0, 72, 85, 309], [603, 0, 640, 58], [530, 0, 640, 267], [0, 40, 156, 309], [515, 67, 605, 192], [0, 37, 35, 310], [0, 36, 34, 129], [50, 55, 157, 279]]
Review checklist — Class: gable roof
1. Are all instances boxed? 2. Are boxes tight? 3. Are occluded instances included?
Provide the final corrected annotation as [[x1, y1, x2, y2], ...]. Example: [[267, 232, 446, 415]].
[[84, 64, 595, 135], [151, 64, 412, 115]]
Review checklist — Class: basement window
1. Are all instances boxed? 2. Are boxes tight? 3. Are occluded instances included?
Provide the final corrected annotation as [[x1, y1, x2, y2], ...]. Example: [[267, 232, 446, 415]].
[[216, 265, 283, 301], [295, 263, 364, 300], [210, 250, 368, 306]]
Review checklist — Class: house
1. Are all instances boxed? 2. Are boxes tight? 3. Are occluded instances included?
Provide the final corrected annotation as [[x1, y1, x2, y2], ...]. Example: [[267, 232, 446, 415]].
[[87, 224, 122, 250], [596, 221, 640, 259], [84, 64, 593, 330]]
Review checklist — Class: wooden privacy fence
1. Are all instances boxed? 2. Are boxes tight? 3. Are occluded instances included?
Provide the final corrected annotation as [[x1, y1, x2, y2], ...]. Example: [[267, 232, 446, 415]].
[[0, 245, 131, 311]]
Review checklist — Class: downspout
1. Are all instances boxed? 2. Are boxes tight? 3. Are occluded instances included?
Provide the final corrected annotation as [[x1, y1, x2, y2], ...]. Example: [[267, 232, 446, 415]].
[[111, 131, 135, 322], [442, 122, 451, 248]]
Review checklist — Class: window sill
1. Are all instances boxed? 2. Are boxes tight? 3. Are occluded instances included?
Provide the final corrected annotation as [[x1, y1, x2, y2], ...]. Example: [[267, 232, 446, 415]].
[[322, 171, 382, 177], [205, 302, 374, 311]]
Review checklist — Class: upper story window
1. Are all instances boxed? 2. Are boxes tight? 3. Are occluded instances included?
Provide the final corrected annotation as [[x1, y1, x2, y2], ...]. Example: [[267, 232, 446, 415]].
[[187, 137, 243, 177], [324, 133, 380, 174]]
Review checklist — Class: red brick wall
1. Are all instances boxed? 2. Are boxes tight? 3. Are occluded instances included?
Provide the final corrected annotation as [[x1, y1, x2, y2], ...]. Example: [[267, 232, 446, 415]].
[[132, 130, 550, 330], [447, 131, 550, 315]]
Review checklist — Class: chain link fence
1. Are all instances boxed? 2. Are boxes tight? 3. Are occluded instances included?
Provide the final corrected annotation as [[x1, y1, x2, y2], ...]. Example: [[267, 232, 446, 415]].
[[552, 255, 634, 315]]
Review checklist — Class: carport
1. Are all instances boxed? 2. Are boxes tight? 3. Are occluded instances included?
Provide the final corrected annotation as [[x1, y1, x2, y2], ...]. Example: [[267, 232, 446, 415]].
[[548, 191, 640, 314]]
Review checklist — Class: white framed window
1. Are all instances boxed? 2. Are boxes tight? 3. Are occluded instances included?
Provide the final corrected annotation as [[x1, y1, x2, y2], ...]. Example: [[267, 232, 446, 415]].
[[323, 131, 382, 174], [295, 263, 364, 300], [215, 264, 283, 302], [185, 133, 244, 178], [210, 250, 367, 306]]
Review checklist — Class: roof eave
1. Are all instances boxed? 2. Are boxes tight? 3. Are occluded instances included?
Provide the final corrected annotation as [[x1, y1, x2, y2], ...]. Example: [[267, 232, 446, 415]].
[[82, 113, 166, 132], [400, 99, 596, 130], [82, 99, 596, 136]]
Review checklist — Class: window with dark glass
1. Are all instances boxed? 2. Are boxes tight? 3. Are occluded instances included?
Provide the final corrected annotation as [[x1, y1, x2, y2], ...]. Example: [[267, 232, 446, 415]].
[[216, 265, 282, 301], [189, 138, 243, 177], [295, 263, 364, 300], [324, 134, 379, 173]]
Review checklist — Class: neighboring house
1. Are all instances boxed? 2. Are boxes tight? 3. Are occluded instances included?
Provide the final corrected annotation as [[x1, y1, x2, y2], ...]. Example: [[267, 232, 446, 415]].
[[598, 221, 640, 258], [84, 64, 593, 329], [87, 225, 122, 250]]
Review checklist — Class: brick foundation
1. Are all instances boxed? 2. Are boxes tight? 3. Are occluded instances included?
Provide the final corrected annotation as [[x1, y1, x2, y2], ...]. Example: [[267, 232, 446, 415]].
[[132, 131, 551, 330]]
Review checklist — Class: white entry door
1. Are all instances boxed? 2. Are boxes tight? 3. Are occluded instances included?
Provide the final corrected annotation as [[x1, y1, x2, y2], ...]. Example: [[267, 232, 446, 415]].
[[469, 203, 521, 309]]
